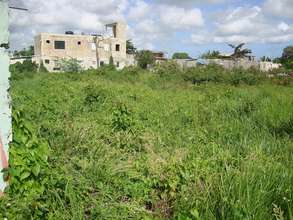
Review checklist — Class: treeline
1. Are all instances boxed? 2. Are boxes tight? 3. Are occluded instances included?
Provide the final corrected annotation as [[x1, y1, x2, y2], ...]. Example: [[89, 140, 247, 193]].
[[10, 58, 293, 87]]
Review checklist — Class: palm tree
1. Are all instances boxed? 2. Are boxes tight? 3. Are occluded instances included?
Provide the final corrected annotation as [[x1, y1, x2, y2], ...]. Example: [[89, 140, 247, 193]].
[[228, 43, 252, 59]]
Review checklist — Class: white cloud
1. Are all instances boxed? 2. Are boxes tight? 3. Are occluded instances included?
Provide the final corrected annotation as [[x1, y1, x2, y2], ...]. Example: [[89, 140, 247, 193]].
[[128, 0, 150, 20], [8, 0, 293, 55], [264, 0, 293, 18], [159, 6, 204, 29], [278, 22, 290, 32], [9, 0, 127, 49], [190, 6, 293, 45], [155, 0, 227, 7]]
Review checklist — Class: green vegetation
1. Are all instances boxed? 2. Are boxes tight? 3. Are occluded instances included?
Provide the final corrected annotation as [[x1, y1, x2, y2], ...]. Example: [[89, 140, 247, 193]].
[[228, 43, 252, 59], [281, 46, 293, 71], [172, 52, 190, 59], [58, 58, 83, 73], [13, 45, 34, 57], [273, 46, 293, 71], [201, 50, 221, 59], [1, 64, 293, 219], [136, 50, 155, 69], [126, 40, 137, 55]]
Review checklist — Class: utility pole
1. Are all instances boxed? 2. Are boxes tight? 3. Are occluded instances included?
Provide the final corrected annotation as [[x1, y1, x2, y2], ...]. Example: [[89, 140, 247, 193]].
[[0, 0, 11, 194]]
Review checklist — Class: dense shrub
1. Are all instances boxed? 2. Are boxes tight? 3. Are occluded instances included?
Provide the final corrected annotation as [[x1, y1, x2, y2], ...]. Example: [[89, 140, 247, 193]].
[[10, 60, 38, 80], [121, 66, 141, 75], [58, 58, 83, 73], [182, 65, 265, 86], [111, 103, 134, 132], [3, 111, 50, 198], [84, 85, 108, 110], [227, 68, 264, 86], [136, 50, 155, 69], [182, 64, 224, 84], [153, 61, 182, 76]]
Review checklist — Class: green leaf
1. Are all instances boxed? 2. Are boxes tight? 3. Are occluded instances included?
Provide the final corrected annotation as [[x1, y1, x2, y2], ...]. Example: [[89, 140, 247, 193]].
[[20, 171, 31, 180], [32, 164, 41, 177]]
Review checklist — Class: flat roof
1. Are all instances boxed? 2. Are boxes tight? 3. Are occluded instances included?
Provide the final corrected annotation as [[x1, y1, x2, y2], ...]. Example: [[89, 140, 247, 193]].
[[37, 33, 96, 38]]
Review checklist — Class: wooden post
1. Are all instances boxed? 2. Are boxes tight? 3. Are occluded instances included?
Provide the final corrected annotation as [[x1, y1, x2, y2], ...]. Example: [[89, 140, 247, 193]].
[[0, 0, 11, 193]]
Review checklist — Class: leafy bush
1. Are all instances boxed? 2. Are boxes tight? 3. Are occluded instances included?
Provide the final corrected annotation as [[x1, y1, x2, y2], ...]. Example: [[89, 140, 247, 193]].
[[182, 64, 224, 84], [136, 50, 155, 69], [271, 76, 293, 86], [153, 60, 182, 76], [111, 104, 134, 132], [10, 60, 38, 80], [84, 85, 108, 110], [58, 58, 83, 73], [3, 111, 50, 198], [225, 68, 262, 86], [121, 66, 141, 75], [182, 65, 265, 86]]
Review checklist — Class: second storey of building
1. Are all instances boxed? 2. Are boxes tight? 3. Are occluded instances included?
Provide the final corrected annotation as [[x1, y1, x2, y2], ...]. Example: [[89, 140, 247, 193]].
[[34, 33, 97, 60]]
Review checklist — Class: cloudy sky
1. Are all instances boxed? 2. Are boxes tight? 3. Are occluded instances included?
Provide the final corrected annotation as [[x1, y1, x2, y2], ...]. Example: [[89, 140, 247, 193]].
[[9, 0, 293, 59]]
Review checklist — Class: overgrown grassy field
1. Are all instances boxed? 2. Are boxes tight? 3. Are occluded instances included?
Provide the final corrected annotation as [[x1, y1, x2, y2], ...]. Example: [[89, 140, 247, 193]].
[[2, 66, 293, 219]]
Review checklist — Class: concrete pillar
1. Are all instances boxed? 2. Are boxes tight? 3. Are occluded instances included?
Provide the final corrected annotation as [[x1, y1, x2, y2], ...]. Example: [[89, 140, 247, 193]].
[[0, 0, 11, 193]]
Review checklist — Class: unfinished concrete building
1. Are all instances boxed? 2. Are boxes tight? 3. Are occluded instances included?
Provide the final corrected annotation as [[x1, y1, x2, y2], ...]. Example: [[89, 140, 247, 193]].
[[34, 22, 129, 71]]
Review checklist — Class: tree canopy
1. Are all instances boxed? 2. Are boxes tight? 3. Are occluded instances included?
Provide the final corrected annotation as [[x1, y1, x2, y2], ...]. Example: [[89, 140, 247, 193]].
[[282, 46, 293, 60], [280, 46, 293, 70], [136, 50, 155, 69], [172, 52, 190, 59], [126, 40, 137, 55], [201, 50, 221, 59], [228, 43, 252, 59], [13, 45, 34, 57]]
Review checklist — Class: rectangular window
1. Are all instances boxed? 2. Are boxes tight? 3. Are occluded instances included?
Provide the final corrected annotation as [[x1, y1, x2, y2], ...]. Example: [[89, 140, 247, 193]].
[[54, 41, 65, 49], [115, 44, 120, 51], [53, 67, 61, 71], [100, 61, 104, 66], [116, 62, 120, 68], [45, 59, 50, 64]]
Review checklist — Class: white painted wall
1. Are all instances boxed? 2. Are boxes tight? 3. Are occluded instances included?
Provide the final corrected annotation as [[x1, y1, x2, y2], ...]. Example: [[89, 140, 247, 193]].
[[0, 0, 11, 192]]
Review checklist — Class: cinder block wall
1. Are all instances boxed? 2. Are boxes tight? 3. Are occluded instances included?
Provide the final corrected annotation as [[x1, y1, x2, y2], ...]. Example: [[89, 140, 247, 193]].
[[0, 0, 11, 192]]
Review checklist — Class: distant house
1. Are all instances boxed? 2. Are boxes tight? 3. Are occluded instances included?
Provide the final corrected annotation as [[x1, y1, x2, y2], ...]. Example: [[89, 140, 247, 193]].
[[174, 58, 197, 69], [152, 51, 167, 64], [34, 22, 134, 72], [204, 57, 281, 72]]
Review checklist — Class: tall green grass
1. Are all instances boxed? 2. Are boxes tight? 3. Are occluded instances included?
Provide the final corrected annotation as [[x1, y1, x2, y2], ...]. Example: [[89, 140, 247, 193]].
[[1, 66, 293, 219]]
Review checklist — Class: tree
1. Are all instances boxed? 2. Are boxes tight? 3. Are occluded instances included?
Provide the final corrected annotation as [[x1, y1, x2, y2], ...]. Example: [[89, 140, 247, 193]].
[[9, 60, 38, 73], [228, 43, 252, 59], [58, 58, 83, 73], [280, 46, 293, 70], [136, 50, 155, 69], [260, 56, 272, 62], [282, 46, 293, 60], [172, 52, 190, 59], [13, 45, 34, 57], [201, 50, 220, 59], [126, 40, 137, 54]]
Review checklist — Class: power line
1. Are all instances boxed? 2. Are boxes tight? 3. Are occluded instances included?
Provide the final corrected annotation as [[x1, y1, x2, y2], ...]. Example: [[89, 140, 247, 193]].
[[9, 6, 28, 11]]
